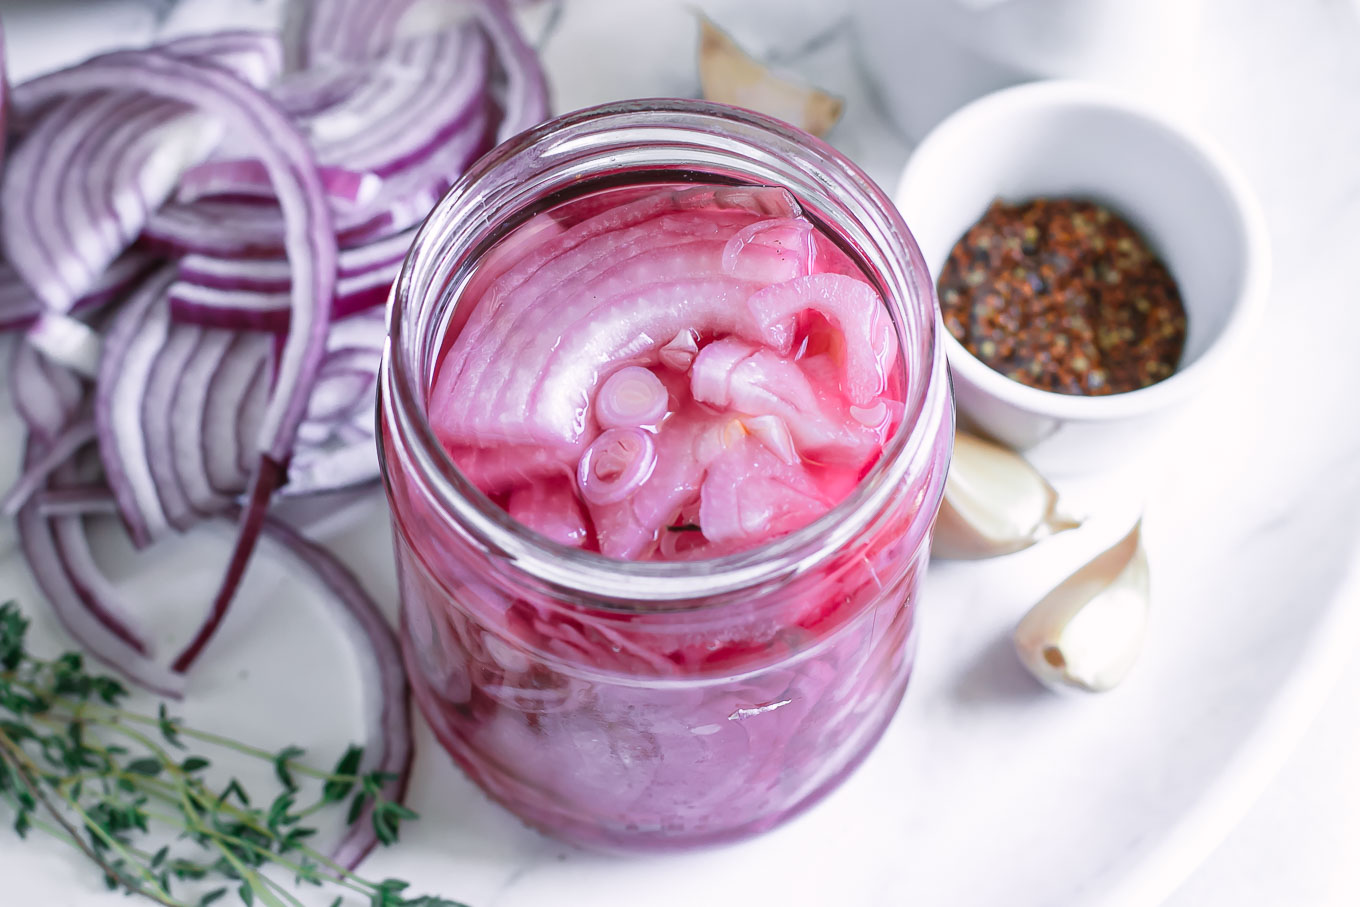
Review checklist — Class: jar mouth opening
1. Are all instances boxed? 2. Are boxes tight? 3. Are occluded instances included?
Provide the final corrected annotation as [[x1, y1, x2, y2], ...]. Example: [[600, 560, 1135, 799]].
[[384, 99, 948, 604]]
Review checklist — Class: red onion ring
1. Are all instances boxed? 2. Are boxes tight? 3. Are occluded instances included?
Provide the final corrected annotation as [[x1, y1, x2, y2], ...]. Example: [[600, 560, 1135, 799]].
[[177, 159, 381, 205], [476, 0, 550, 143], [15, 49, 340, 671], [1, 417, 97, 517], [250, 513, 412, 871], [0, 252, 161, 332], [577, 427, 658, 506], [595, 366, 669, 429]]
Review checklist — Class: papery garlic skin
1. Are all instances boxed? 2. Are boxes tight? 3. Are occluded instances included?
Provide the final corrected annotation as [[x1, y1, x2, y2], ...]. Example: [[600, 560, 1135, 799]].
[[931, 431, 1080, 559], [1014, 523, 1149, 693], [696, 17, 844, 138]]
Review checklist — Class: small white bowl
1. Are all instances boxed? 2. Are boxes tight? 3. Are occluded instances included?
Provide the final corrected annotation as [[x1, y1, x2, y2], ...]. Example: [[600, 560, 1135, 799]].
[[895, 80, 1270, 475]]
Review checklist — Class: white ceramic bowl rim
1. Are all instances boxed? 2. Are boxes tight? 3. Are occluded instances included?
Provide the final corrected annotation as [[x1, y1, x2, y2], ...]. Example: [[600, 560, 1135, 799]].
[[897, 79, 1271, 423]]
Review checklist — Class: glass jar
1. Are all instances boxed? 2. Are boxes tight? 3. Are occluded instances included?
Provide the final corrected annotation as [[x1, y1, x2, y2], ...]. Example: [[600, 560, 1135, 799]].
[[379, 99, 953, 852]]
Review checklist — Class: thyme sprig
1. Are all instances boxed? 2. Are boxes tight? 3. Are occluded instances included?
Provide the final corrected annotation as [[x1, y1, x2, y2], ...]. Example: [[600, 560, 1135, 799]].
[[0, 602, 463, 907]]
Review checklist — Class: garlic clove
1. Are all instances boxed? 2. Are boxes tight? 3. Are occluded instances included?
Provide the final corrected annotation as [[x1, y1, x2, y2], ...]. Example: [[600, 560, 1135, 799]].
[[697, 16, 844, 138], [1014, 522, 1149, 693], [930, 431, 1080, 559]]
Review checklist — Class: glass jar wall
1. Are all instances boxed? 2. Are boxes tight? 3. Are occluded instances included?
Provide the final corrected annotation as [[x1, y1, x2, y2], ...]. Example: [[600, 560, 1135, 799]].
[[379, 100, 953, 851]]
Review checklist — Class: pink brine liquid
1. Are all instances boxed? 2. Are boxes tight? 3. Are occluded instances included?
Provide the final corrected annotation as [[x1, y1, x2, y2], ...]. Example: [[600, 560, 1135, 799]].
[[392, 182, 941, 850]]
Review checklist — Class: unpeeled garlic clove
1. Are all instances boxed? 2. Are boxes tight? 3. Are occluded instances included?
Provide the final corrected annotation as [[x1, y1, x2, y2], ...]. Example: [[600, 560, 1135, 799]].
[[931, 431, 1080, 559], [1014, 522, 1149, 693], [696, 16, 844, 138]]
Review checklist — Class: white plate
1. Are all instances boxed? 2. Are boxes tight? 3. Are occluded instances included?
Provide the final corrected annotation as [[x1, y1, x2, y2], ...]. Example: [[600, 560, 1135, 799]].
[[2, 1, 1359, 905]]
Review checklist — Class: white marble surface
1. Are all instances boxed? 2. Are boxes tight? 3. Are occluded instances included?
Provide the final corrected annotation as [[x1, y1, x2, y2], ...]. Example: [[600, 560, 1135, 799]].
[[1, 1, 1359, 905], [1167, 650, 1360, 907]]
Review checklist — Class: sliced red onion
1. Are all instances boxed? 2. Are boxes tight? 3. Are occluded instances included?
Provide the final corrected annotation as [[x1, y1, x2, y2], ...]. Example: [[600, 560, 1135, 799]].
[[282, 440, 380, 497], [741, 414, 798, 466], [2, 91, 222, 311], [165, 228, 409, 329], [849, 400, 890, 430], [746, 273, 898, 406], [658, 329, 699, 372], [171, 459, 282, 674], [95, 268, 178, 547], [441, 190, 791, 391], [8, 342, 86, 442], [177, 228, 411, 292], [17, 49, 340, 671], [291, 309, 383, 456], [307, 28, 488, 178], [233, 359, 274, 480], [6, 30, 283, 129], [294, 0, 404, 65], [141, 321, 213, 531], [721, 217, 816, 276], [0, 251, 162, 332], [464, 276, 774, 450], [9, 348, 177, 694], [17, 491, 185, 699], [1, 417, 97, 517], [190, 332, 271, 499], [690, 337, 876, 465], [506, 479, 589, 547], [437, 239, 796, 450], [698, 439, 828, 548], [589, 409, 715, 560], [0, 7, 552, 693], [26, 314, 106, 377], [475, 0, 550, 143], [150, 96, 491, 256], [145, 0, 546, 259], [10, 329, 87, 437], [443, 442, 573, 495], [177, 159, 381, 205], [167, 330, 234, 519], [16, 49, 338, 452], [322, 304, 388, 352], [34, 486, 123, 518], [168, 259, 395, 330], [147, 30, 284, 91], [3, 33, 284, 314], [595, 366, 668, 430], [304, 359, 377, 423], [250, 513, 412, 871], [433, 194, 806, 451], [268, 64, 375, 119], [576, 428, 657, 507], [144, 21, 498, 256]]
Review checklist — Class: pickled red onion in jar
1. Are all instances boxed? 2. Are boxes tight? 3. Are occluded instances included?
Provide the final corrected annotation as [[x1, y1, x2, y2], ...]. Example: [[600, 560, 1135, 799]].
[[383, 101, 952, 854], [428, 183, 904, 560]]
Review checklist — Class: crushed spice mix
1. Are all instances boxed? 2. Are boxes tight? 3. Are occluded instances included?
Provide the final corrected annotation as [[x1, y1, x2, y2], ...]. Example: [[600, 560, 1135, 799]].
[[937, 197, 1188, 395]]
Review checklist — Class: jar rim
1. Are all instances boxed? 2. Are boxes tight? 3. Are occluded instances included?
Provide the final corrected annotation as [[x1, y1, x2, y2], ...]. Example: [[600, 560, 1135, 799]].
[[382, 98, 950, 605]]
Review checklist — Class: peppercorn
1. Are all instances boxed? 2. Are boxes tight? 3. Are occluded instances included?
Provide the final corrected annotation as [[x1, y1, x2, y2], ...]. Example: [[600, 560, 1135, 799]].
[[937, 197, 1187, 396]]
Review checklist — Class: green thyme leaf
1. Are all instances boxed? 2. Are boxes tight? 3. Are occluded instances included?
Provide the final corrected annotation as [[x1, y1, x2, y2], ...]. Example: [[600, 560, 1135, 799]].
[[322, 745, 363, 804], [272, 746, 305, 792]]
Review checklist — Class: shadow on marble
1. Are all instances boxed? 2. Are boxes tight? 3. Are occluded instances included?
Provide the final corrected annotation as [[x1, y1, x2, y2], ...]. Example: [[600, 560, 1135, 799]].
[[950, 631, 1050, 708]]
